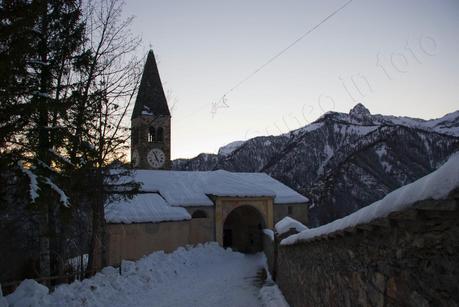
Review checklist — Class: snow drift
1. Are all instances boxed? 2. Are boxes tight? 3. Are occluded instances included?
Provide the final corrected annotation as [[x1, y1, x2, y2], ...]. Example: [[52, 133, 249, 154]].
[[4, 243, 289, 307]]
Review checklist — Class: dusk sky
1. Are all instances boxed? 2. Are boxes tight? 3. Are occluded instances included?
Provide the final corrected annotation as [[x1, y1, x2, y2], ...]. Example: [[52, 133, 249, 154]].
[[124, 0, 459, 159]]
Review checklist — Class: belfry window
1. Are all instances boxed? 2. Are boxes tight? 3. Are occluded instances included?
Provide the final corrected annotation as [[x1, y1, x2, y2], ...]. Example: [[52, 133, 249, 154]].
[[148, 127, 156, 142], [156, 127, 164, 142]]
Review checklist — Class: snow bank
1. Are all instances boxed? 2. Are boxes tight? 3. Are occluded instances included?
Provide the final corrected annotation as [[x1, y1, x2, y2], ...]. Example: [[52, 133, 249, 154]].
[[5, 243, 270, 307], [275, 217, 308, 235], [282, 152, 459, 245], [259, 283, 290, 307], [0, 286, 7, 307], [105, 193, 191, 223], [5, 279, 50, 306], [118, 169, 307, 207]]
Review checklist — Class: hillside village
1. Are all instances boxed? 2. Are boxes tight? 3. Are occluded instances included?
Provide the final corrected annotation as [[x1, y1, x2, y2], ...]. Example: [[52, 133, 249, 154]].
[[1, 1, 459, 307]]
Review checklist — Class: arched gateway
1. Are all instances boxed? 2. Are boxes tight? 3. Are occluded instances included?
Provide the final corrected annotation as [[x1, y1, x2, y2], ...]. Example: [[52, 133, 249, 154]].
[[214, 196, 274, 253], [223, 206, 266, 253]]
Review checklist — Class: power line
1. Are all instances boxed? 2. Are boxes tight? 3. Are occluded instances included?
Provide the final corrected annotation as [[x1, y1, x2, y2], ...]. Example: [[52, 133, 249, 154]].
[[178, 0, 354, 122], [220, 0, 354, 100]]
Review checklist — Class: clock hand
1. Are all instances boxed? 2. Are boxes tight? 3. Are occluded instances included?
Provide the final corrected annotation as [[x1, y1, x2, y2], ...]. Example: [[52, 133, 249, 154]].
[[153, 152, 160, 162]]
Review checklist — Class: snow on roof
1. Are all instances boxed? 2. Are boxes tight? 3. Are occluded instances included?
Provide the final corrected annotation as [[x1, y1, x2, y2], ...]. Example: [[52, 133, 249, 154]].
[[229, 172, 309, 204], [205, 170, 276, 199], [130, 169, 308, 206], [275, 217, 308, 235], [281, 152, 459, 245], [263, 229, 274, 241], [105, 193, 191, 224], [132, 170, 213, 206]]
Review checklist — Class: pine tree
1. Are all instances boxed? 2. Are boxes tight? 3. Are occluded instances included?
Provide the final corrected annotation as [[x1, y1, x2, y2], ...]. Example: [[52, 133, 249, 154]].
[[0, 0, 88, 279], [1, 0, 141, 280], [0, 0, 40, 158]]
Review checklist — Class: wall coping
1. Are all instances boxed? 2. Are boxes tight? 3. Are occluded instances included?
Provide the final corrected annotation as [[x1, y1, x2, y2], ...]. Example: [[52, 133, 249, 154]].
[[279, 194, 458, 247]]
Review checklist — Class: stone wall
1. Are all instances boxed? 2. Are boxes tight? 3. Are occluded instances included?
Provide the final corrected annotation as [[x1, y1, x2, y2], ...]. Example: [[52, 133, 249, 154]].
[[131, 115, 171, 169], [276, 195, 459, 307]]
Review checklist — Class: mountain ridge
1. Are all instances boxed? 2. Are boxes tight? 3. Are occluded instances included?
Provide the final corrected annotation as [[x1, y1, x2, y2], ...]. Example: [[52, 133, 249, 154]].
[[173, 104, 459, 225]]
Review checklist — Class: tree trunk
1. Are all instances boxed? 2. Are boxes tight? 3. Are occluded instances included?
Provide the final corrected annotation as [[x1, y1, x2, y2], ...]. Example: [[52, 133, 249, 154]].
[[36, 0, 52, 279], [87, 169, 107, 272], [37, 210, 51, 279]]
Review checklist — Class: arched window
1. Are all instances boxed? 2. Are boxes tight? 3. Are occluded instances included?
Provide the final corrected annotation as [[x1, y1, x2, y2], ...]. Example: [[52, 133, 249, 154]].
[[148, 127, 155, 142], [156, 127, 164, 142], [192, 210, 207, 219]]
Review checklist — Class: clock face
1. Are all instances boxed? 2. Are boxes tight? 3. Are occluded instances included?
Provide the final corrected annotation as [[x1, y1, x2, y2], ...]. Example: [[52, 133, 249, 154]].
[[147, 148, 166, 168], [132, 150, 140, 167]]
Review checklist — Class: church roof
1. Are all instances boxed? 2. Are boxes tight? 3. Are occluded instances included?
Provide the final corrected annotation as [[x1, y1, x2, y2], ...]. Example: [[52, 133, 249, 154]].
[[118, 169, 309, 207], [132, 50, 170, 119], [105, 193, 191, 224]]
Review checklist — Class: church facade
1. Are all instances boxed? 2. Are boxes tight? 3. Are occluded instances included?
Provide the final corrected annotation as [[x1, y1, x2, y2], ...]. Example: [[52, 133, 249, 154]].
[[104, 50, 309, 266]]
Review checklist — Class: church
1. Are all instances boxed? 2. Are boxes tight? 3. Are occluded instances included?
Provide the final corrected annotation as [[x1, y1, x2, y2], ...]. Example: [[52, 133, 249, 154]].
[[104, 50, 309, 266]]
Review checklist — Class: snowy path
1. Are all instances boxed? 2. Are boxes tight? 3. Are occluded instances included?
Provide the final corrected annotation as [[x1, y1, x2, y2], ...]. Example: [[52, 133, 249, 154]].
[[5, 243, 288, 307], [125, 247, 263, 307]]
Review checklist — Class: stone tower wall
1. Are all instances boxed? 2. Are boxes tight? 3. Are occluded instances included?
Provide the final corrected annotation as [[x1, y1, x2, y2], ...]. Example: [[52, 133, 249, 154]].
[[131, 115, 171, 169]]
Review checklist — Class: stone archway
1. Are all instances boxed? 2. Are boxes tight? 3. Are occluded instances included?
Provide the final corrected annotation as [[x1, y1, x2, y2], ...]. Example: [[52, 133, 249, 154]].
[[223, 205, 266, 253]]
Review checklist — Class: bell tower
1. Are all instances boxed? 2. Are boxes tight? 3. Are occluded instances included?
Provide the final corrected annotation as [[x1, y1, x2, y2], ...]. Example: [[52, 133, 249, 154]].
[[131, 50, 171, 170]]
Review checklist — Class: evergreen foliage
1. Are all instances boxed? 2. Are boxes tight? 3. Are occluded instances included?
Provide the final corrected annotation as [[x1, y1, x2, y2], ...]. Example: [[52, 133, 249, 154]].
[[0, 0, 141, 281]]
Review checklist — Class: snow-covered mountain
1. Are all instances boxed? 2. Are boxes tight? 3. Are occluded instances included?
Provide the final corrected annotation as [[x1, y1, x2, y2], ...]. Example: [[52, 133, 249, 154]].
[[173, 104, 459, 225], [218, 140, 246, 156]]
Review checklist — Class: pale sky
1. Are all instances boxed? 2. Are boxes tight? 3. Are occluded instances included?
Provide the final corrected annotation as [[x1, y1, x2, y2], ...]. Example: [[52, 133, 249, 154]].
[[124, 0, 459, 159]]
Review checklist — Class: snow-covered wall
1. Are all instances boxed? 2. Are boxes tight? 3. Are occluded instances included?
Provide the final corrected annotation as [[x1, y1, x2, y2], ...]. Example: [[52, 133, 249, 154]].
[[283, 152, 459, 245], [275, 195, 459, 306]]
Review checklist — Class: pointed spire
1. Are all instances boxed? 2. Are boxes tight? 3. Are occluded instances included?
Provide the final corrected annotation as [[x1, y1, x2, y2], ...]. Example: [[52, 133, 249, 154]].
[[132, 50, 170, 119]]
